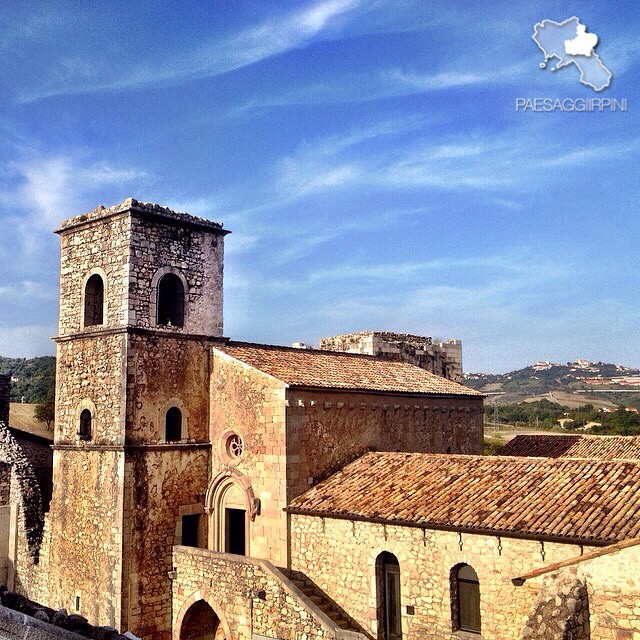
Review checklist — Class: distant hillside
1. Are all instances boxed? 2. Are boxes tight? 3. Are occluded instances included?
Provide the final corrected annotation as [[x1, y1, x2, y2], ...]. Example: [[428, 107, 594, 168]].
[[0, 356, 56, 403], [3, 354, 639, 410], [465, 360, 640, 408]]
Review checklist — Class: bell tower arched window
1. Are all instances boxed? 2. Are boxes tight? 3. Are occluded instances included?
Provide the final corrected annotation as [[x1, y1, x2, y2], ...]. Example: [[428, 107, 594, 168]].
[[84, 274, 104, 327], [165, 407, 182, 441], [157, 273, 185, 327], [78, 409, 92, 441]]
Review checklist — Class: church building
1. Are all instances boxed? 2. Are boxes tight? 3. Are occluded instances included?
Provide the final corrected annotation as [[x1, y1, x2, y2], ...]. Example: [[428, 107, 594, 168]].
[[3, 199, 640, 640]]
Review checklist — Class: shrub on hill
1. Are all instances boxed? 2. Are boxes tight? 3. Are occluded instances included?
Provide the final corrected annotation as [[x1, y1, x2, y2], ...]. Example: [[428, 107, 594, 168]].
[[0, 356, 56, 404]]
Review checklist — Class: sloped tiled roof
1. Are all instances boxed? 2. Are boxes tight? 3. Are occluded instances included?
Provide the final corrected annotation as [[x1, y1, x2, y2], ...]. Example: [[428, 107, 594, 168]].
[[499, 434, 640, 460], [287, 452, 640, 544], [215, 342, 481, 396]]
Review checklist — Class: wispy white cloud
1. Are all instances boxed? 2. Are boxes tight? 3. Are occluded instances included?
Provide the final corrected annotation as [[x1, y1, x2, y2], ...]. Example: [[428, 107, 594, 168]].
[[382, 61, 532, 91], [0, 280, 57, 301], [0, 151, 148, 254], [18, 0, 362, 102], [269, 120, 640, 199], [10, 155, 146, 228], [303, 251, 575, 285]]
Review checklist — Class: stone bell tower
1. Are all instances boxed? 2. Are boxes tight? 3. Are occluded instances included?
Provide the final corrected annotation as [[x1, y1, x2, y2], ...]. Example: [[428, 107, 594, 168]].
[[47, 199, 228, 638]]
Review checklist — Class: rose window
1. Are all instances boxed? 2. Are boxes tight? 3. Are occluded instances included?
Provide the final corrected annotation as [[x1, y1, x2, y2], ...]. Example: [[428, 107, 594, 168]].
[[226, 434, 244, 458]]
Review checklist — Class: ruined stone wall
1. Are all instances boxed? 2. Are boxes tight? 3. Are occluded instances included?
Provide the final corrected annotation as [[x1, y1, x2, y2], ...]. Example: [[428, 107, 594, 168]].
[[172, 546, 354, 640], [319, 332, 463, 382], [11, 432, 53, 510], [285, 390, 483, 500], [0, 425, 46, 599], [0, 462, 9, 505], [0, 376, 10, 427], [521, 571, 590, 640], [521, 542, 640, 639], [0, 423, 43, 562], [290, 514, 593, 640], [209, 351, 287, 565]]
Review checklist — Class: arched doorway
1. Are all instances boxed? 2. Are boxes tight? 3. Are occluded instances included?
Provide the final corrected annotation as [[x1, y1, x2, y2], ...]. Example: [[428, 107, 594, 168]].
[[375, 552, 402, 640], [179, 600, 220, 640]]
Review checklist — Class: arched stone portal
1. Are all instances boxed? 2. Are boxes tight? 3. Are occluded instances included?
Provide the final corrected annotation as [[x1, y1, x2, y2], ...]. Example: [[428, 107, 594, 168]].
[[179, 600, 220, 640]]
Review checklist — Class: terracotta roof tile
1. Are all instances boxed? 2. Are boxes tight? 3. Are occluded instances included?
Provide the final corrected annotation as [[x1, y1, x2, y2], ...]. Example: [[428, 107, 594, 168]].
[[498, 434, 640, 460], [215, 342, 481, 396], [287, 452, 640, 543]]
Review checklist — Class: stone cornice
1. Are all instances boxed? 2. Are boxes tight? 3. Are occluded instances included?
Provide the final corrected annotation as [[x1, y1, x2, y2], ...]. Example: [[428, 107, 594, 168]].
[[53, 326, 229, 344], [53, 442, 212, 451]]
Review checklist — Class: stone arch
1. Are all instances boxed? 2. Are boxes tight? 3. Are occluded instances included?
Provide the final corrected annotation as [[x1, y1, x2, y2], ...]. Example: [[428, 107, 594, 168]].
[[174, 590, 231, 640], [159, 398, 190, 442], [150, 266, 189, 328], [81, 267, 108, 329], [375, 551, 402, 640], [367, 543, 409, 638], [205, 470, 258, 555], [76, 399, 97, 442], [0, 423, 43, 559], [450, 562, 481, 634]]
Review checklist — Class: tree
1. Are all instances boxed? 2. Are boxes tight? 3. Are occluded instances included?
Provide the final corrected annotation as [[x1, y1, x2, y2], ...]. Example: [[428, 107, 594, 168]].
[[35, 400, 55, 430]]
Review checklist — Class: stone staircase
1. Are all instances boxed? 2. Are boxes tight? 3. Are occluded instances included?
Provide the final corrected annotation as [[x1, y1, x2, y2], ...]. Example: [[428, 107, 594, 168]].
[[280, 569, 370, 637]]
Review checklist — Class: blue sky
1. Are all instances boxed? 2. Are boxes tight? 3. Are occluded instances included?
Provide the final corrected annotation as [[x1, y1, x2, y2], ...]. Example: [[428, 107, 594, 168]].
[[0, 1, 638, 373]]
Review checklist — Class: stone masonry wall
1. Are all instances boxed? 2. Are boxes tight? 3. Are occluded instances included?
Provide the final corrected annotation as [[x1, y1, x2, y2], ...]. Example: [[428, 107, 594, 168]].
[[209, 350, 287, 565], [127, 213, 225, 335], [522, 542, 640, 639], [521, 571, 590, 640], [121, 333, 215, 638], [0, 376, 9, 428], [44, 334, 127, 628], [285, 389, 483, 500], [40, 449, 124, 628], [122, 448, 209, 639], [54, 334, 127, 445], [172, 546, 358, 640], [126, 334, 213, 444], [56, 201, 226, 338], [290, 514, 594, 640], [57, 213, 132, 335]]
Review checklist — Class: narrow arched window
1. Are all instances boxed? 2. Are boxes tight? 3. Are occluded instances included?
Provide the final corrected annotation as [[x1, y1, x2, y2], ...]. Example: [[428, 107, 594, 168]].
[[79, 409, 92, 440], [453, 564, 481, 634], [376, 552, 402, 640], [84, 274, 104, 326], [157, 273, 184, 327], [165, 407, 182, 441]]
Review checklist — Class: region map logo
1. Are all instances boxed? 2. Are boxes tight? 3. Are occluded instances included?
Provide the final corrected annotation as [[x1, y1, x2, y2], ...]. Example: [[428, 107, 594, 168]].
[[532, 16, 611, 92], [515, 16, 627, 113]]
